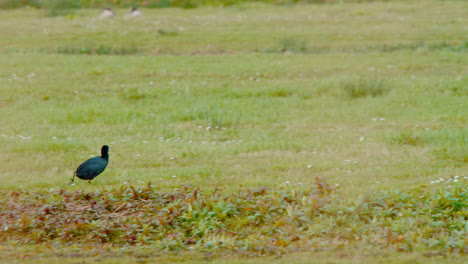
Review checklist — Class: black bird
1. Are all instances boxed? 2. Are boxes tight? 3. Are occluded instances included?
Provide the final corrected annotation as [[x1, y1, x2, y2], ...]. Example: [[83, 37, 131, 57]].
[[71, 145, 109, 184]]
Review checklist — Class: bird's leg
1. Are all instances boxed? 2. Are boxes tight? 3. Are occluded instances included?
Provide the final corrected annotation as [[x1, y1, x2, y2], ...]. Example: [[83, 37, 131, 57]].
[[70, 172, 76, 183], [88, 180, 91, 184]]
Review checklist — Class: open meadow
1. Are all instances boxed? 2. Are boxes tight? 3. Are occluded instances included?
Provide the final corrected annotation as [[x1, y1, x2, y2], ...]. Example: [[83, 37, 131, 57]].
[[0, 0, 467, 263]]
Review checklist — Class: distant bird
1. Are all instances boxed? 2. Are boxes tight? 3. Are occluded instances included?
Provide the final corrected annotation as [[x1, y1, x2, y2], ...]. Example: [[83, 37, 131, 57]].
[[126, 7, 142, 18], [71, 145, 109, 184], [99, 8, 115, 19]]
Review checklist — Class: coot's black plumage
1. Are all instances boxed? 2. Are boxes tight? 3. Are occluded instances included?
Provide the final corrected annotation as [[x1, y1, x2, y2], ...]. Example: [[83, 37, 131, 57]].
[[71, 145, 109, 183]]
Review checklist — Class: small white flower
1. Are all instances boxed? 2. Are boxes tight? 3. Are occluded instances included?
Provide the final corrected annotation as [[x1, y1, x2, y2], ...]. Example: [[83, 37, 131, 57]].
[[284, 181, 290, 184], [172, 175, 177, 178], [142, 141, 147, 144], [52, 136, 57, 139], [149, 81, 154, 85], [380, 118, 385, 121], [306, 164, 312, 168], [359, 137, 365, 141], [453, 179, 458, 183], [454, 175, 459, 179]]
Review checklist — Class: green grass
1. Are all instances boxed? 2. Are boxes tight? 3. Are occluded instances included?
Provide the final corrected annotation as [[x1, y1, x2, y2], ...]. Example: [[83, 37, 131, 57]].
[[0, 1, 467, 263]]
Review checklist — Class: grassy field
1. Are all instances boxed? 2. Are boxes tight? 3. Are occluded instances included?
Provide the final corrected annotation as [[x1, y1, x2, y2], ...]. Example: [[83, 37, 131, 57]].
[[0, 1, 467, 263]]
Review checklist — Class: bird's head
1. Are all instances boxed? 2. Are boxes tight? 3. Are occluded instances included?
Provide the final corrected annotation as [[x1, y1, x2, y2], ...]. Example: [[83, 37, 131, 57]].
[[101, 145, 110, 156]]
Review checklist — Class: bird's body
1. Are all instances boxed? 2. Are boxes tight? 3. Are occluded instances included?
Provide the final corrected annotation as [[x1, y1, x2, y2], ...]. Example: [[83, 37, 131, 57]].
[[126, 8, 142, 18], [99, 8, 115, 19], [71, 145, 109, 183]]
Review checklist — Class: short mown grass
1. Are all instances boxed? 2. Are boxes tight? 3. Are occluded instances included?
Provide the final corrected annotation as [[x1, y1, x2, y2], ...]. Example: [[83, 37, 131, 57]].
[[0, 1, 467, 263]]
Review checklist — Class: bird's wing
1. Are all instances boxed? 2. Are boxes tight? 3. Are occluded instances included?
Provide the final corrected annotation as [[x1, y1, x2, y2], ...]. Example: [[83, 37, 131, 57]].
[[76, 157, 108, 172]]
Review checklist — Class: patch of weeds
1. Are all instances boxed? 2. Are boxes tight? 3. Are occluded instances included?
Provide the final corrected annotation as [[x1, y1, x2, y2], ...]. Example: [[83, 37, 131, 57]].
[[43, 0, 80, 17], [56, 45, 140, 55], [0, 178, 466, 256], [342, 77, 389, 98]]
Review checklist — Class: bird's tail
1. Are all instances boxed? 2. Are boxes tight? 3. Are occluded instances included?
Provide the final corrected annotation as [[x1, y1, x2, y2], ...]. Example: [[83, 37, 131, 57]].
[[70, 171, 76, 183]]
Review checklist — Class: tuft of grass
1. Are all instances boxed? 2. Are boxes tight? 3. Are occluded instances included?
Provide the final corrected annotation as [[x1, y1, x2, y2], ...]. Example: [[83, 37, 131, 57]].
[[392, 128, 467, 166], [262, 37, 309, 53], [342, 77, 389, 98], [393, 131, 423, 146], [157, 29, 179, 36]]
